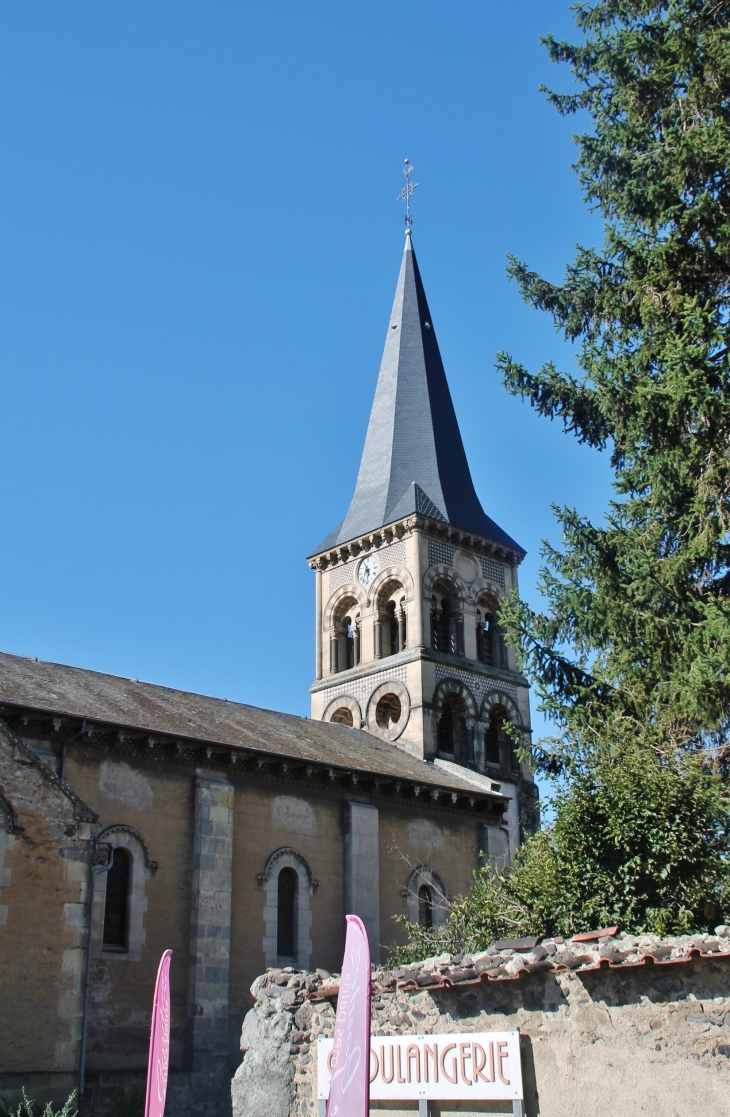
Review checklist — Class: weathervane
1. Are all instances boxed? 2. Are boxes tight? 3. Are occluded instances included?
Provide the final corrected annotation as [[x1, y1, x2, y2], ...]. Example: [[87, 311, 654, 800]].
[[397, 158, 418, 230]]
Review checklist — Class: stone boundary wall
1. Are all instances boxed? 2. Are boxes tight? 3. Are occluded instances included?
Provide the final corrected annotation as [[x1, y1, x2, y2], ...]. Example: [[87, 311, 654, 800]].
[[231, 930, 730, 1117]]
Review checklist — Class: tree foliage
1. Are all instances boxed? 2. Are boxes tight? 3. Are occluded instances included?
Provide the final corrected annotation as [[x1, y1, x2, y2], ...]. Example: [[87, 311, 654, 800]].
[[390, 744, 730, 963], [497, 0, 730, 758], [9, 1090, 77, 1117], [395, 0, 730, 959]]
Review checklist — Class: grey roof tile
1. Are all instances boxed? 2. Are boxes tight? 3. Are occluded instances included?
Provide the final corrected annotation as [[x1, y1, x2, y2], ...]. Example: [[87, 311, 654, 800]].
[[312, 233, 524, 555], [0, 651, 503, 798]]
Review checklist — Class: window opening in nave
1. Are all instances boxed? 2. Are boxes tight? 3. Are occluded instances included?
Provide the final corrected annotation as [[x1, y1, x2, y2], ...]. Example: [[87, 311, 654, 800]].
[[276, 866, 299, 963], [103, 847, 130, 952], [418, 884, 434, 929]]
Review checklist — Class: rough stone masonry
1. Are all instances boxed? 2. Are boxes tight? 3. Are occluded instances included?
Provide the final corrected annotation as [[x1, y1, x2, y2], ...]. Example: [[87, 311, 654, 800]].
[[232, 927, 730, 1117]]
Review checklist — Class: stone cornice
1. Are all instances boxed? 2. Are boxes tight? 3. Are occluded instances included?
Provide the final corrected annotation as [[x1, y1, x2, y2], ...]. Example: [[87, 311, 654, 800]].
[[310, 644, 529, 695], [307, 514, 524, 571], [0, 703, 505, 817]]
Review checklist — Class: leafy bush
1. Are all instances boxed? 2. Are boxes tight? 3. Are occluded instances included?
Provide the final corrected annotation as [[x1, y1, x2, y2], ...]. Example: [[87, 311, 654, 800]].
[[9, 1090, 77, 1117], [390, 744, 730, 964]]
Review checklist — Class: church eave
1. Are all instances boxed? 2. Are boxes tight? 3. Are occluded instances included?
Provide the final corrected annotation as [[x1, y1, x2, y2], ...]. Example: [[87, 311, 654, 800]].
[[0, 652, 506, 809], [0, 699, 506, 813], [307, 511, 525, 571]]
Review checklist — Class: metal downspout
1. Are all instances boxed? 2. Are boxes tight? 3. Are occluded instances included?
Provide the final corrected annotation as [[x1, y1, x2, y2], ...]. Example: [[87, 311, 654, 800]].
[[78, 844, 114, 1117]]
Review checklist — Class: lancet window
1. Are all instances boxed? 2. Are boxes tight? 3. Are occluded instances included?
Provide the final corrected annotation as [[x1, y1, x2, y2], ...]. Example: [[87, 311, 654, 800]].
[[418, 884, 434, 929], [103, 847, 131, 952], [276, 866, 299, 963]]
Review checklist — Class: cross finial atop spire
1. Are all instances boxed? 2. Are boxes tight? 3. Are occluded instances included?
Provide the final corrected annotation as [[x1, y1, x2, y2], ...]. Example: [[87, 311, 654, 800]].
[[397, 158, 418, 231]]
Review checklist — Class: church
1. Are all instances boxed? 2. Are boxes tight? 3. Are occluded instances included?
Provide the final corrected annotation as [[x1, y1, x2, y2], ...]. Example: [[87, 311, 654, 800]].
[[0, 231, 536, 1117]]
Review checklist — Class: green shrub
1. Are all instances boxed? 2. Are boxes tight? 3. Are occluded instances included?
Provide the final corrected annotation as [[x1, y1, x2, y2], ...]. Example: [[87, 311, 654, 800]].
[[389, 744, 730, 964], [9, 1089, 77, 1117]]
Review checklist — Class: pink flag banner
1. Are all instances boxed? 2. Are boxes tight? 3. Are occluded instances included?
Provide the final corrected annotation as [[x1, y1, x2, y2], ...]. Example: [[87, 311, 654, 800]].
[[326, 915, 371, 1117], [144, 949, 173, 1117]]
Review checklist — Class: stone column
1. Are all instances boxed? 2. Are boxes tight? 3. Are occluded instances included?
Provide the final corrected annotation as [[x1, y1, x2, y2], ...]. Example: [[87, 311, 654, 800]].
[[353, 622, 361, 666], [344, 802, 380, 963], [315, 567, 323, 681], [373, 619, 383, 659], [398, 608, 406, 652], [454, 612, 465, 657], [465, 716, 476, 766], [472, 719, 486, 771], [188, 774, 234, 1117], [329, 635, 338, 674]]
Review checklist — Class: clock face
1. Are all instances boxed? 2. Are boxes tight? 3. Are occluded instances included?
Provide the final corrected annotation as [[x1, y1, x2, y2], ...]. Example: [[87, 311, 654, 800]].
[[358, 555, 380, 587]]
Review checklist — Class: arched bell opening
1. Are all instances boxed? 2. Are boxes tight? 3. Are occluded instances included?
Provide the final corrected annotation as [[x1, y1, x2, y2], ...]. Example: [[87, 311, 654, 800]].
[[475, 593, 507, 669], [484, 705, 519, 773], [430, 579, 463, 656], [437, 692, 467, 762], [330, 596, 361, 674], [374, 580, 407, 660]]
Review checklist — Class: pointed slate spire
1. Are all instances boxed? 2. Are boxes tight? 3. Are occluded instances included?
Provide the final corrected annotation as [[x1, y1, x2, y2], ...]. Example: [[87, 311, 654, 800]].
[[313, 232, 523, 555]]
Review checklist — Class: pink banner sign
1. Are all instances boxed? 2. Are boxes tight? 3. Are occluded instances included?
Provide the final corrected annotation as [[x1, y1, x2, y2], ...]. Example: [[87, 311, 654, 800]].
[[326, 915, 371, 1117], [144, 949, 173, 1117]]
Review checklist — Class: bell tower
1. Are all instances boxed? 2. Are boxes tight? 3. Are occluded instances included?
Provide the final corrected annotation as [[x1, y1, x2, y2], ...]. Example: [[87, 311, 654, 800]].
[[307, 231, 537, 846]]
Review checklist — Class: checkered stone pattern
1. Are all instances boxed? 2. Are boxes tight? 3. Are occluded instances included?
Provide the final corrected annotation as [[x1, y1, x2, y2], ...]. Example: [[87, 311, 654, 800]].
[[328, 541, 409, 594], [320, 664, 409, 711], [380, 539, 407, 570], [428, 541, 455, 569], [434, 664, 517, 708], [329, 560, 357, 593], [480, 558, 505, 589]]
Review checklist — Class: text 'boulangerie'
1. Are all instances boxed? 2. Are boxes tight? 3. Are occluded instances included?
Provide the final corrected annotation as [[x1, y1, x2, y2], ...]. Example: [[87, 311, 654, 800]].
[[317, 1032, 523, 1102]]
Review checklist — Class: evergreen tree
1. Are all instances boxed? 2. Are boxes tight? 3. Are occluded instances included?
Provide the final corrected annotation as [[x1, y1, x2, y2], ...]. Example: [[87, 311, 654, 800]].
[[392, 0, 730, 956], [498, 0, 730, 770]]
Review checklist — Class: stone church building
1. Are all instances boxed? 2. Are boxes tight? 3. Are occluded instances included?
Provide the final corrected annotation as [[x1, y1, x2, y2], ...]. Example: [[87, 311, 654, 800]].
[[0, 232, 536, 1117]]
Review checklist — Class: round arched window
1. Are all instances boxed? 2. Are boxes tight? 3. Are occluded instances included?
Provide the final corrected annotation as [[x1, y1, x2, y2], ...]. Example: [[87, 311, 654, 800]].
[[376, 693, 402, 730], [331, 707, 354, 727]]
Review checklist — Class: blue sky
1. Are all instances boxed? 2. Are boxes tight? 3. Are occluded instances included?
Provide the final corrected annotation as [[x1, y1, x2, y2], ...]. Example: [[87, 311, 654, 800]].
[[0, 2, 612, 748]]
